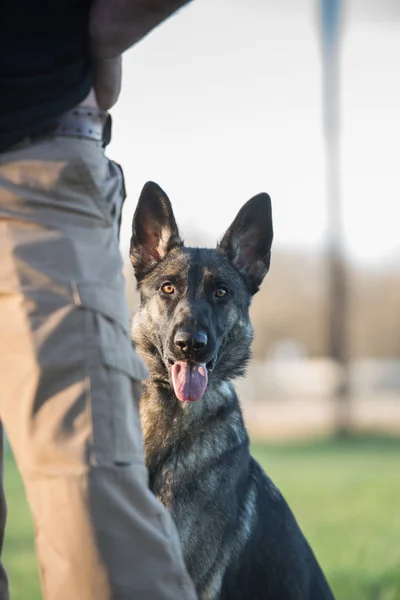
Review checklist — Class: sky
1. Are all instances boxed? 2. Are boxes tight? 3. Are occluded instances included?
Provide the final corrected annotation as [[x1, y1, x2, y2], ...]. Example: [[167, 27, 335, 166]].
[[109, 0, 400, 268]]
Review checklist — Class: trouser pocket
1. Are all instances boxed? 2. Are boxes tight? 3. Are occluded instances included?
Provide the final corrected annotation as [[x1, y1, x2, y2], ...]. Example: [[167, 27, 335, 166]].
[[75, 281, 148, 466]]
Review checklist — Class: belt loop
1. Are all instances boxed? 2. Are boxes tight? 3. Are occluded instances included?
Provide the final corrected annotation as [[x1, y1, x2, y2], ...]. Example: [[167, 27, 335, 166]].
[[102, 114, 112, 148], [112, 161, 127, 240]]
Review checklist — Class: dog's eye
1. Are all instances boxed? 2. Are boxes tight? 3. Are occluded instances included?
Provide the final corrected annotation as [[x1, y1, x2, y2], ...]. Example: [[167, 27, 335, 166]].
[[215, 288, 228, 298], [161, 282, 175, 295]]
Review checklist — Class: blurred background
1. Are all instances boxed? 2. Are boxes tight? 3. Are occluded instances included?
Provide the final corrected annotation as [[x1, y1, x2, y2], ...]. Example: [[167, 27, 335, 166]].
[[4, 1, 400, 599]]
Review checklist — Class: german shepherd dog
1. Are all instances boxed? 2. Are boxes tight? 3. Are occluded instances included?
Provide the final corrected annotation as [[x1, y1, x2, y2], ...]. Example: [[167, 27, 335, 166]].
[[130, 181, 335, 600]]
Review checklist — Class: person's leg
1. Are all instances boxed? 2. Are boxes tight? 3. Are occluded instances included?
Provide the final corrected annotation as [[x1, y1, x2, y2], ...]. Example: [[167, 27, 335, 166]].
[[0, 130, 196, 600], [0, 424, 9, 600]]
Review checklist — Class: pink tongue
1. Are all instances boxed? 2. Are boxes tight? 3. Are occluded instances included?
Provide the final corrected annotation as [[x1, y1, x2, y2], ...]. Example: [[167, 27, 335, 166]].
[[170, 361, 208, 402]]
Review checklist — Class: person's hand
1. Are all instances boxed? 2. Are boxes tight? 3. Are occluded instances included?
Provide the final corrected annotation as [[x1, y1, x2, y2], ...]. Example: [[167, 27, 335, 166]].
[[91, 56, 122, 111]]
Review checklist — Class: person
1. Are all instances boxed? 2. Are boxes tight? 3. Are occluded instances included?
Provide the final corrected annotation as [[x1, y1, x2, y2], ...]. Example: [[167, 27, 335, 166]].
[[0, 1, 197, 599]]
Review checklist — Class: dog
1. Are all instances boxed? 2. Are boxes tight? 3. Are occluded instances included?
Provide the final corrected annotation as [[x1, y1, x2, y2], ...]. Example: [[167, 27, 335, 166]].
[[130, 181, 335, 600]]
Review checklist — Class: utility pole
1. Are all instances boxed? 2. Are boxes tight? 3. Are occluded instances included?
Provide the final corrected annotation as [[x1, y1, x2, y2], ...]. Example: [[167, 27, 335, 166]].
[[319, 0, 350, 435]]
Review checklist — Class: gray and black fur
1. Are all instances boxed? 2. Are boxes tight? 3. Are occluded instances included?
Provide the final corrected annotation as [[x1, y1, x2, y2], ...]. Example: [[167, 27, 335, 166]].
[[130, 181, 335, 600]]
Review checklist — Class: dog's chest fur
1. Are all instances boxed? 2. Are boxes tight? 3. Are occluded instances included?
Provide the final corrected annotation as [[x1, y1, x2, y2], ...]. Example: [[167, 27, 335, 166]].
[[140, 381, 259, 598]]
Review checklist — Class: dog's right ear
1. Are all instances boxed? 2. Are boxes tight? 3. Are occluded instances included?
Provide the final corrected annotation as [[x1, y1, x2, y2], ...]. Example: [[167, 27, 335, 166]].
[[130, 181, 183, 279]]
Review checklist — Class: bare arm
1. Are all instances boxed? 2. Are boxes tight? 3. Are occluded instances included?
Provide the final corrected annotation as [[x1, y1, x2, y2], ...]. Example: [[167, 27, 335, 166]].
[[89, 0, 192, 110], [90, 0, 192, 59]]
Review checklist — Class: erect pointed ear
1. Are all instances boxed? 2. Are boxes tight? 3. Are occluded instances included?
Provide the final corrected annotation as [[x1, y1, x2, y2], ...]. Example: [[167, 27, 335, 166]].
[[130, 181, 183, 279], [217, 193, 273, 294]]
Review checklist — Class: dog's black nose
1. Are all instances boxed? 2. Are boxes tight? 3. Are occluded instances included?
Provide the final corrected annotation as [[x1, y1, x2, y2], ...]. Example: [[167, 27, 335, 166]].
[[174, 329, 208, 356]]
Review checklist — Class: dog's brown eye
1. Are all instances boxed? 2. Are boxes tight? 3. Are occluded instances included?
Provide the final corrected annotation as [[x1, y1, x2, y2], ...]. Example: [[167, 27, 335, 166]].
[[161, 282, 175, 295], [215, 288, 227, 298]]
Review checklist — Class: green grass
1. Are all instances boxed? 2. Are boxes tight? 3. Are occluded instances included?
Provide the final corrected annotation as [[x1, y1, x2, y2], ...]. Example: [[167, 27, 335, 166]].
[[3, 436, 400, 600], [252, 437, 400, 600], [2, 452, 40, 600]]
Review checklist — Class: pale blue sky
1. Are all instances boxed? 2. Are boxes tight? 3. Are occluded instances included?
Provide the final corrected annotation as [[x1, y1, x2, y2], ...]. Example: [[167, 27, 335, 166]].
[[109, 0, 400, 268]]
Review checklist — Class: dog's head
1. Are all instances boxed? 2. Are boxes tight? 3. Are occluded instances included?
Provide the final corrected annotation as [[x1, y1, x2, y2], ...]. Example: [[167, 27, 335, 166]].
[[130, 182, 273, 403]]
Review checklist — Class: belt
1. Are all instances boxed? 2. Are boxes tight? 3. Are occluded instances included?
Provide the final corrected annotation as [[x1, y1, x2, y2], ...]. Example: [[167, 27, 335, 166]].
[[6, 107, 112, 152], [54, 107, 112, 146]]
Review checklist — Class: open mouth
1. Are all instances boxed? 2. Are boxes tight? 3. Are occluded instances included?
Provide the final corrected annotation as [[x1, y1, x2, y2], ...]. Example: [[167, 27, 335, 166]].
[[167, 358, 216, 402]]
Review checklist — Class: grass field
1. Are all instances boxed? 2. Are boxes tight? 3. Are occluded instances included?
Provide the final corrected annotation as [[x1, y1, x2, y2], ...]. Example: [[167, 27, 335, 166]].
[[3, 436, 400, 600]]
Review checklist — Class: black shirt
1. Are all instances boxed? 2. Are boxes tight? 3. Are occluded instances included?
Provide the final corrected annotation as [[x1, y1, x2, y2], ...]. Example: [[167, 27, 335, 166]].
[[0, 0, 93, 151]]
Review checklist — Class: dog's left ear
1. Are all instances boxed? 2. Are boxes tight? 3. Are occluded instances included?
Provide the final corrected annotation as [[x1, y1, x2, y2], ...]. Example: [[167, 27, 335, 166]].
[[130, 181, 183, 279], [217, 193, 273, 294]]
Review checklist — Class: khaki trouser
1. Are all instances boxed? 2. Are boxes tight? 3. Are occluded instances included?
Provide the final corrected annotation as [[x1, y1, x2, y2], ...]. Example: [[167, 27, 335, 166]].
[[0, 134, 197, 599]]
